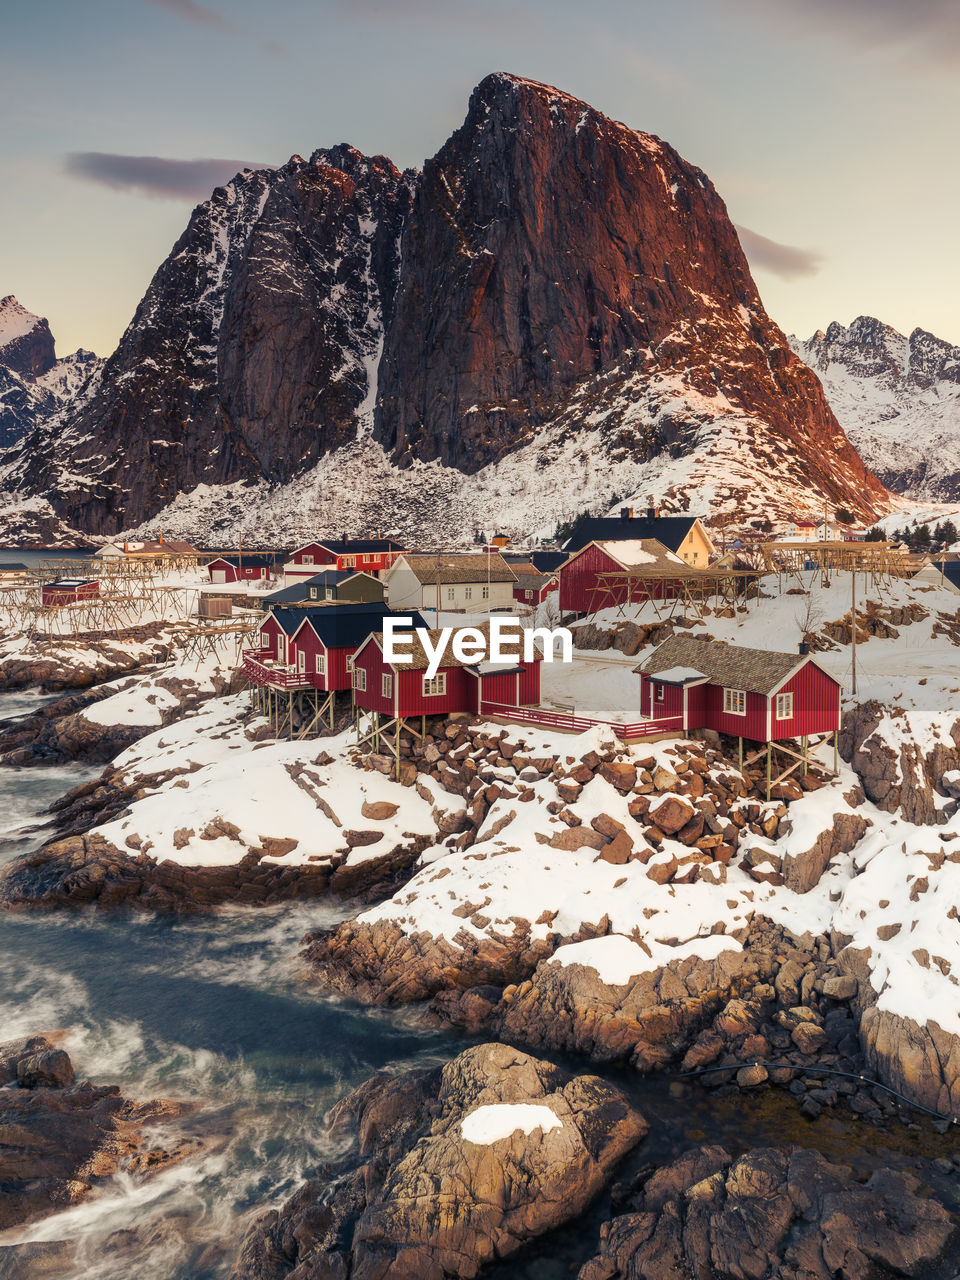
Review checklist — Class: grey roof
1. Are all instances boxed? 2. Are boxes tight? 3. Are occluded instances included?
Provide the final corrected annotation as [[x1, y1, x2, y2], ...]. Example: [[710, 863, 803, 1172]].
[[397, 553, 517, 585], [637, 635, 811, 696], [564, 515, 705, 554]]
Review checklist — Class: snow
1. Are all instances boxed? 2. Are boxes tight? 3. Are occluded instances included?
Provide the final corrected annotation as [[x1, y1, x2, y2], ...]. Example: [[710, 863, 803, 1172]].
[[461, 1103, 562, 1145], [596, 539, 683, 567], [549, 932, 740, 985], [0, 297, 41, 346], [645, 665, 705, 683]]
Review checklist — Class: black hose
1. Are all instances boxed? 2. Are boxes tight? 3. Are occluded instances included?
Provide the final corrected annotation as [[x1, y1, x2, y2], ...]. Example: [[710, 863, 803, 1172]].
[[675, 1059, 958, 1124]]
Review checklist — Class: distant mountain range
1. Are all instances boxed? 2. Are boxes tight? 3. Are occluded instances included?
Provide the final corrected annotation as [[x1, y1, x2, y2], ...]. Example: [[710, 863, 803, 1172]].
[[0, 296, 100, 450], [0, 75, 891, 544], [790, 317, 960, 503]]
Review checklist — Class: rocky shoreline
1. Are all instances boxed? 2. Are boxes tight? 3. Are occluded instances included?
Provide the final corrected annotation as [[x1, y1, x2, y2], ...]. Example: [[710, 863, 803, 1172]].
[[0, 1034, 198, 1233]]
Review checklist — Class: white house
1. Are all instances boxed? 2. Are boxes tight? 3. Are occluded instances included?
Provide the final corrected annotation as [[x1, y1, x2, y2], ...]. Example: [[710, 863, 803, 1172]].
[[384, 553, 517, 616]]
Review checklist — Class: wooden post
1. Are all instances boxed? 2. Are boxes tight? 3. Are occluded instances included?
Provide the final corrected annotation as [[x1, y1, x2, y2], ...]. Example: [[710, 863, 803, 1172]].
[[833, 729, 838, 774], [738, 736, 743, 773], [765, 743, 772, 802], [394, 717, 401, 780], [802, 734, 808, 776]]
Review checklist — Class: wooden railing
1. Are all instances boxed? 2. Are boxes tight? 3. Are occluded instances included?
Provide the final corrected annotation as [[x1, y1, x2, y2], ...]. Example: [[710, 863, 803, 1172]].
[[241, 649, 313, 689], [478, 701, 684, 739]]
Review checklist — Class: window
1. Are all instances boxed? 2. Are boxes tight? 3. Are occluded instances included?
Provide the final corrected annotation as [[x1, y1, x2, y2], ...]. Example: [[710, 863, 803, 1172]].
[[315, 653, 326, 675], [464, 586, 472, 600], [776, 692, 794, 720], [422, 672, 447, 697], [382, 673, 393, 699], [346, 655, 355, 672], [297, 651, 306, 672], [303, 554, 314, 565], [277, 634, 285, 659], [482, 585, 489, 600], [309, 587, 317, 600], [723, 688, 746, 716], [655, 683, 665, 703], [353, 667, 367, 692], [525, 590, 532, 600], [446, 587, 455, 601], [326, 588, 334, 600], [342, 556, 355, 568]]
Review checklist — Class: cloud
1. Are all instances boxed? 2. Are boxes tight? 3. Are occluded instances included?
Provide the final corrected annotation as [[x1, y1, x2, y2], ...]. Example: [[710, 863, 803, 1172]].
[[735, 225, 823, 280], [64, 153, 271, 201], [143, 0, 232, 30], [728, 0, 960, 67]]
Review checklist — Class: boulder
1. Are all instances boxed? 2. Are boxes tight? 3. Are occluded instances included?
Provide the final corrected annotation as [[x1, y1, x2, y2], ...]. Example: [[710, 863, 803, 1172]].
[[232, 1043, 648, 1280], [647, 794, 695, 836]]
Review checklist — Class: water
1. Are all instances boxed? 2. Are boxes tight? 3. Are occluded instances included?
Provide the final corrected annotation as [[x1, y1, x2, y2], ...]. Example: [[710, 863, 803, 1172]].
[[0, 549, 92, 569], [0, 691, 956, 1279]]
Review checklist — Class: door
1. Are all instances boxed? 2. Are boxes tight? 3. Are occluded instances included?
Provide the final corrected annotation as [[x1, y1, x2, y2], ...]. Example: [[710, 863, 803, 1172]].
[[297, 651, 306, 674], [212, 570, 226, 583]]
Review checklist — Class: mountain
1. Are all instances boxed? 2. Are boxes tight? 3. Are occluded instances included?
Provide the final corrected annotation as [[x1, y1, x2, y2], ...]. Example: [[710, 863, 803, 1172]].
[[790, 317, 960, 502], [0, 297, 100, 450], [0, 75, 890, 543]]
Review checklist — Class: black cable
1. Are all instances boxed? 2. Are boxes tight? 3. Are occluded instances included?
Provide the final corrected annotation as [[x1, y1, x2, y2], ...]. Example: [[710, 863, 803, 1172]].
[[675, 1059, 957, 1124]]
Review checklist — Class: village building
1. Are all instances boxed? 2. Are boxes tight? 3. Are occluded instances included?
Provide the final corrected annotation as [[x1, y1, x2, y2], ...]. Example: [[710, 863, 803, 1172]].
[[782, 520, 819, 542], [511, 561, 559, 606], [245, 603, 427, 692], [562, 508, 714, 567], [558, 538, 686, 614], [282, 538, 404, 584], [95, 539, 199, 562], [384, 553, 517, 615], [206, 555, 273, 584], [351, 626, 541, 722], [635, 635, 842, 746], [41, 578, 100, 606], [261, 570, 385, 611]]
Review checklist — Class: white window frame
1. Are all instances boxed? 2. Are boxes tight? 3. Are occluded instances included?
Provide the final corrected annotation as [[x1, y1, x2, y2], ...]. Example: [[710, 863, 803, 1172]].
[[464, 586, 472, 600], [277, 634, 285, 660], [353, 666, 367, 692], [422, 672, 447, 697], [297, 650, 306, 673], [446, 586, 455, 602], [309, 587, 318, 600], [481, 585, 489, 600], [723, 687, 746, 716], [655, 683, 665, 703], [382, 673, 393, 699], [346, 654, 355, 672], [342, 555, 355, 568], [303, 553, 314, 565], [315, 653, 326, 675], [776, 692, 794, 720]]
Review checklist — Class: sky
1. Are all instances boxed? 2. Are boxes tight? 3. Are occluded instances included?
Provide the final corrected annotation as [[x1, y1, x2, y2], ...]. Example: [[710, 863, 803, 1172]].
[[1, 0, 958, 357]]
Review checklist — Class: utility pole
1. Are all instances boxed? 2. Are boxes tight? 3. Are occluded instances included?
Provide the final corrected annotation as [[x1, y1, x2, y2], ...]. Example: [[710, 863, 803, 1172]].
[[851, 562, 857, 696]]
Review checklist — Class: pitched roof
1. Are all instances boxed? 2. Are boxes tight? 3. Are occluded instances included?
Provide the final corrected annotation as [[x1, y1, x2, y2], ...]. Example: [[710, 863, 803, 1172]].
[[591, 538, 685, 570], [395, 553, 518, 585], [262, 583, 311, 606], [210, 554, 272, 569], [530, 551, 567, 573], [122, 540, 198, 555], [636, 635, 821, 696], [267, 603, 426, 644], [317, 537, 404, 554], [563, 515, 707, 555], [305, 569, 380, 586]]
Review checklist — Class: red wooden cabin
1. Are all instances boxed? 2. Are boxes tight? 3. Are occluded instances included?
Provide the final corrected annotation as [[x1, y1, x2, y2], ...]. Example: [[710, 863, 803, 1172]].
[[207, 555, 272, 583], [511, 563, 558, 606], [41, 579, 100, 606], [635, 636, 841, 743], [244, 605, 426, 691], [558, 539, 685, 614], [282, 538, 404, 582], [351, 629, 541, 719]]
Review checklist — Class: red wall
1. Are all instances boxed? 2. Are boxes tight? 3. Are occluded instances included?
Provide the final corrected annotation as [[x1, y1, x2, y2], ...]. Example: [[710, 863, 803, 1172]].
[[397, 665, 469, 716], [42, 581, 100, 605], [559, 544, 679, 614], [772, 661, 841, 738], [639, 674, 684, 721], [352, 642, 395, 714], [702, 685, 769, 739], [257, 614, 288, 662]]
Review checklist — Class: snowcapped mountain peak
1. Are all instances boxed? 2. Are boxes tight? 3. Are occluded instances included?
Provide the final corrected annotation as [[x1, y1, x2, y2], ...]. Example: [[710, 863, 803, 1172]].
[[0, 295, 43, 346], [791, 317, 960, 501]]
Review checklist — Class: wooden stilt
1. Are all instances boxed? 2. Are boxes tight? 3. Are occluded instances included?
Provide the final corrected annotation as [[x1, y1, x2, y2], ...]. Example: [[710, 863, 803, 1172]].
[[738, 736, 743, 772], [394, 717, 401, 780], [765, 743, 772, 802], [802, 734, 808, 776], [833, 729, 839, 774]]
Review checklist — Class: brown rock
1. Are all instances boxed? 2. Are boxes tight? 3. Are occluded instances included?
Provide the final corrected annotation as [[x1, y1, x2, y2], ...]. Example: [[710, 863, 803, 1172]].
[[648, 794, 695, 835], [361, 799, 401, 820]]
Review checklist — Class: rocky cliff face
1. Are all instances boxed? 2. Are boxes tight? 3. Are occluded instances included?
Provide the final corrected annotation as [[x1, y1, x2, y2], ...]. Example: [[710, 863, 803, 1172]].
[[0, 296, 56, 379], [791, 316, 960, 500], [10, 149, 413, 534], [0, 298, 99, 448], [2, 75, 890, 540]]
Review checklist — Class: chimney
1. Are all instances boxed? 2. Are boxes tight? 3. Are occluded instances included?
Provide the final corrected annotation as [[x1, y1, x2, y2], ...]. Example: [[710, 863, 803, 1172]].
[[647, 504, 656, 519], [620, 507, 630, 520], [158, 532, 164, 544], [799, 641, 810, 655]]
